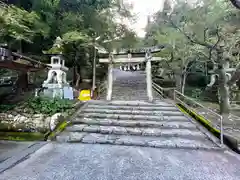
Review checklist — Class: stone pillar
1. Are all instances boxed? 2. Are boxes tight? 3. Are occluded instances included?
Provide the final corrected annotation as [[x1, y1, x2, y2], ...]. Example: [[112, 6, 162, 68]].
[[127, 64, 130, 71], [146, 53, 153, 102], [106, 54, 113, 101]]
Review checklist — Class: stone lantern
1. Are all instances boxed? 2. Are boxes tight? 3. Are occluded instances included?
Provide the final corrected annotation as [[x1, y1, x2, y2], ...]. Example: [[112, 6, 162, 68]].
[[41, 37, 72, 99], [207, 60, 236, 103], [42, 55, 70, 98]]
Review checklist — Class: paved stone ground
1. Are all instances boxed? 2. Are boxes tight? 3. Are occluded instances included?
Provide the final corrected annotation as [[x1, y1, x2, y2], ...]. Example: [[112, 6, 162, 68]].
[[0, 141, 46, 174], [1, 143, 240, 180], [0, 141, 34, 163]]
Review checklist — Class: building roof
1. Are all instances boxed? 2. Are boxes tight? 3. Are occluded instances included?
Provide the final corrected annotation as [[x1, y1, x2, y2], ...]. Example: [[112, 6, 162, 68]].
[[0, 47, 50, 72]]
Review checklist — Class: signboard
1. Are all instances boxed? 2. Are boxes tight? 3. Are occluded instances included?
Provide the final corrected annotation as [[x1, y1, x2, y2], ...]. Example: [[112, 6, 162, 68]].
[[78, 89, 91, 101], [63, 87, 74, 100]]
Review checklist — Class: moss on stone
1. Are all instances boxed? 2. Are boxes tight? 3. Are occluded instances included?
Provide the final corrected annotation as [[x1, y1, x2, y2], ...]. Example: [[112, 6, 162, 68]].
[[0, 132, 45, 141], [176, 103, 220, 137], [47, 120, 68, 140]]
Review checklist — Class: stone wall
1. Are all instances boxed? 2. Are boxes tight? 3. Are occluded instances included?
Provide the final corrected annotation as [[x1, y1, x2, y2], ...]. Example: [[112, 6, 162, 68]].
[[0, 112, 68, 133]]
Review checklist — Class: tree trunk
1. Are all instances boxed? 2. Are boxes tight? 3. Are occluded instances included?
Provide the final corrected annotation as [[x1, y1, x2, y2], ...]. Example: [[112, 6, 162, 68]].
[[73, 66, 77, 86], [216, 48, 231, 115], [181, 72, 187, 95], [75, 72, 81, 89], [15, 71, 28, 94], [216, 51, 231, 115], [75, 66, 81, 89], [218, 68, 230, 114], [174, 71, 182, 92]]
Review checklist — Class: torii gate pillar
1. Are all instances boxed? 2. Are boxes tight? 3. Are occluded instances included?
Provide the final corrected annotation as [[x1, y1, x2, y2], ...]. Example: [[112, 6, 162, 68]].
[[106, 53, 113, 101], [146, 53, 153, 102]]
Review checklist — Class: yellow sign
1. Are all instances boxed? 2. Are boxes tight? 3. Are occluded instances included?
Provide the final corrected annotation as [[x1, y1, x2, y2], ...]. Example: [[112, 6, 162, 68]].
[[78, 89, 91, 101]]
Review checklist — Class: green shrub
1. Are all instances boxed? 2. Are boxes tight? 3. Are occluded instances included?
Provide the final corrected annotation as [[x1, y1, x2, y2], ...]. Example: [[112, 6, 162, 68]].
[[26, 97, 74, 116], [191, 88, 203, 99]]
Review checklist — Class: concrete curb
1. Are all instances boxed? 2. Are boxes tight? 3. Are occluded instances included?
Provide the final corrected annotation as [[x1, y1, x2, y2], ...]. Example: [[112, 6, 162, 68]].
[[177, 103, 240, 153], [0, 142, 47, 173]]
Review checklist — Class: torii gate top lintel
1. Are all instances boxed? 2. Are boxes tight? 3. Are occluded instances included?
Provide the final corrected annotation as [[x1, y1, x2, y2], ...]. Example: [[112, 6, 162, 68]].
[[99, 52, 162, 63], [99, 46, 164, 63]]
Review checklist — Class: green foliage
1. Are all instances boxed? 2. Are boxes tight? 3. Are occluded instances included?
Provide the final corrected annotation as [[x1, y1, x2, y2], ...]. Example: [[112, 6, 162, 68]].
[[62, 31, 90, 44], [26, 97, 74, 116], [0, 0, 136, 69], [0, 4, 49, 43], [189, 88, 203, 99], [0, 97, 74, 115], [144, 0, 239, 86]]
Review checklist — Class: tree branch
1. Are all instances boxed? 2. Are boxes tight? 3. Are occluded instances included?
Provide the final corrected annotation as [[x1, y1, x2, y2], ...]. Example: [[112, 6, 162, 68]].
[[203, 28, 208, 42], [169, 20, 214, 49], [209, 27, 221, 63], [169, 18, 222, 53]]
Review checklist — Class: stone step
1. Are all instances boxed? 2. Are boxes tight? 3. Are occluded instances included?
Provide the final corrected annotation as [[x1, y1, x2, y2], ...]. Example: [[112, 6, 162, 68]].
[[87, 104, 178, 111], [65, 125, 204, 140], [88, 100, 173, 107], [78, 113, 188, 121], [111, 97, 150, 100], [82, 109, 183, 116], [72, 118, 197, 129], [56, 132, 220, 151]]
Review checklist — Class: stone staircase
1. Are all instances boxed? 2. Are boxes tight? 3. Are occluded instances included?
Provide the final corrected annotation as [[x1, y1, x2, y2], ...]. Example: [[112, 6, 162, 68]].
[[99, 69, 160, 101], [56, 100, 222, 150]]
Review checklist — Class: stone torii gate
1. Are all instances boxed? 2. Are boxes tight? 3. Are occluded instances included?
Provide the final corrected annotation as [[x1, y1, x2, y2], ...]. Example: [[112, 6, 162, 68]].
[[99, 49, 163, 102]]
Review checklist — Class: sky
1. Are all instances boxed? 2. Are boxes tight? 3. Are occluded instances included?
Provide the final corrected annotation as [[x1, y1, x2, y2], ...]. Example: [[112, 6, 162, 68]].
[[124, 0, 166, 37]]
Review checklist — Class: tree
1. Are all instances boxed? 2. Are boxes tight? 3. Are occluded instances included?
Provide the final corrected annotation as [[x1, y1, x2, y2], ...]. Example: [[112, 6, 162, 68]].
[[144, 0, 240, 114], [0, 0, 136, 92], [0, 2, 49, 51]]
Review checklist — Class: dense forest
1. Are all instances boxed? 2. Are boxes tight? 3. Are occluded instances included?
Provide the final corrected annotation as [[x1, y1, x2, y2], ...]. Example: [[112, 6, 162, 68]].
[[143, 0, 239, 114], [0, 0, 137, 86], [0, 0, 240, 115]]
